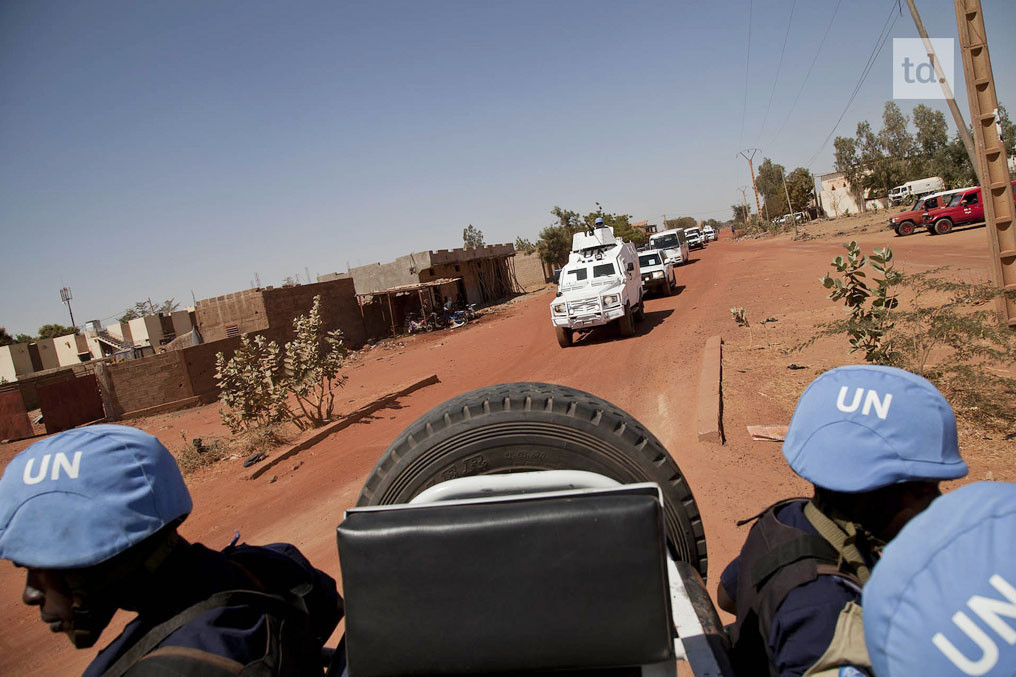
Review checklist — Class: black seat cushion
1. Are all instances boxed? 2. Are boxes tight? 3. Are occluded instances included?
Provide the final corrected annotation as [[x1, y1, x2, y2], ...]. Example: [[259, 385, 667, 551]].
[[336, 486, 674, 676]]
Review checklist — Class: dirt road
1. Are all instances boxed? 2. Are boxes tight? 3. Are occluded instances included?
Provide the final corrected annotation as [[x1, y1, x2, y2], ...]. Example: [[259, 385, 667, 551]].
[[0, 221, 1003, 675]]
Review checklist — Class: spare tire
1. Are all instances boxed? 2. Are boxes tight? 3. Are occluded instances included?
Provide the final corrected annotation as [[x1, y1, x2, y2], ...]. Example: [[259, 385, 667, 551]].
[[356, 382, 709, 579]]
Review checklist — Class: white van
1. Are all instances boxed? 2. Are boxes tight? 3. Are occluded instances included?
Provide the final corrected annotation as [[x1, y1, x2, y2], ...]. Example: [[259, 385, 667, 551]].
[[649, 229, 690, 265]]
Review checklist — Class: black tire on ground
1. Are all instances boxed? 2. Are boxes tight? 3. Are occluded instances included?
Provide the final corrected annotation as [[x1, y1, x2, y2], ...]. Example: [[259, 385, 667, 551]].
[[356, 382, 709, 579], [618, 304, 635, 337], [634, 300, 645, 322], [663, 277, 673, 297], [555, 326, 572, 348], [897, 221, 915, 236], [934, 218, 953, 235]]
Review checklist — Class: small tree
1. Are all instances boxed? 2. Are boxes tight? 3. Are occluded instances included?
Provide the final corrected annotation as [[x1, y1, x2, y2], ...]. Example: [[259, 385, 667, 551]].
[[282, 296, 347, 430], [463, 224, 485, 248], [215, 335, 291, 434], [118, 299, 179, 323], [514, 236, 535, 253], [819, 242, 902, 364], [37, 323, 78, 339], [0, 327, 13, 346]]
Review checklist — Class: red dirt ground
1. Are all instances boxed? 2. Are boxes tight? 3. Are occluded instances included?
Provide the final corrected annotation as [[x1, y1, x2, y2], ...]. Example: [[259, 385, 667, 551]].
[[1, 218, 1012, 675]]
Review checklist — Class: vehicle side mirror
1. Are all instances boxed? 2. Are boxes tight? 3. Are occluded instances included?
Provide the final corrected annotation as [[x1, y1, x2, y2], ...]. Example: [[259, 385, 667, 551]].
[[626, 262, 634, 272], [556, 291, 563, 297]]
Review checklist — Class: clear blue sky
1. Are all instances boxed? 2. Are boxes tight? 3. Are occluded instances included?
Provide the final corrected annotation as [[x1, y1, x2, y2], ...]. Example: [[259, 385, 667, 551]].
[[2, 0, 1014, 335]]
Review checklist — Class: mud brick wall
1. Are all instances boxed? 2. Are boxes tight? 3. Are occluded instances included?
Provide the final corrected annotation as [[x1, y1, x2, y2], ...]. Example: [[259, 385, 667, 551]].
[[262, 278, 367, 348], [108, 351, 193, 413], [179, 326, 290, 403], [195, 289, 269, 342], [2, 368, 78, 410], [513, 252, 552, 288]]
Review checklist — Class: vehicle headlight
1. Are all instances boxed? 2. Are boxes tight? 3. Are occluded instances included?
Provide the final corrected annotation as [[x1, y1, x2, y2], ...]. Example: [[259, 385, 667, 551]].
[[602, 294, 620, 306], [552, 303, 566, 314], [652, 271, 664, 279], [889, 217, 896, 223]]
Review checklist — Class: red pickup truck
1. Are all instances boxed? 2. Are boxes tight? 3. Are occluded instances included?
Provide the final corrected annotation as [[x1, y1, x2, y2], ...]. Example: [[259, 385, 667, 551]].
[[923, 180, 1016, 235], [889, 189, 964, 236]]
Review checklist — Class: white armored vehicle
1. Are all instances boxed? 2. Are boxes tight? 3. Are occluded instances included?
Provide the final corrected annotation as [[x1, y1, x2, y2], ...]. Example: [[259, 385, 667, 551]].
[[550, 224, 645, 348]]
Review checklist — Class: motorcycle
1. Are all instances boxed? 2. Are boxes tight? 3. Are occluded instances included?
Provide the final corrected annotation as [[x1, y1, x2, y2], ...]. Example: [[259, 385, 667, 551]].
[[448, 303, 477, 328]]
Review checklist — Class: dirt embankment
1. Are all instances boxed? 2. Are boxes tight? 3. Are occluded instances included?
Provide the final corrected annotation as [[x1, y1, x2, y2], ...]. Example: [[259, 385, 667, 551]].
[[2, 215, 1012, 675]]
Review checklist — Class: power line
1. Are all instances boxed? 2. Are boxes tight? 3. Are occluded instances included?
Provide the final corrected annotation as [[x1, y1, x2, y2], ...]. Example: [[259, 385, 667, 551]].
[[805, 4, 901, 169], [755, 0, 798, 145], [768, 0, 843, 148], [739, 0, 753, 148]]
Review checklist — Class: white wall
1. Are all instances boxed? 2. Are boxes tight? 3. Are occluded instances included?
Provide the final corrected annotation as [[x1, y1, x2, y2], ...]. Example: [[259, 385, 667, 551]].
[[0, 344, 34, 382]]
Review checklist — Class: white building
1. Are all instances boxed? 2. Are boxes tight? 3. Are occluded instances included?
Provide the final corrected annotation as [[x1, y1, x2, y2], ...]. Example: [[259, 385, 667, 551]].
[[817, 171, 889, 217]]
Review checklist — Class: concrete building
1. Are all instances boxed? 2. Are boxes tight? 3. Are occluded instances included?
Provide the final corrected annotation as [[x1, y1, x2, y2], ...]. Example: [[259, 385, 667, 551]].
[[631, 221, 659, 236], [194, 277, 368, 346], [347, 244, 520, 306], [0, 344, 34, 383], [818, 171, 889, 217]]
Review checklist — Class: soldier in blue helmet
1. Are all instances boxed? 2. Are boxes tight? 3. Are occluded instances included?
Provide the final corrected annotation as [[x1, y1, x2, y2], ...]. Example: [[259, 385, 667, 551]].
[[0, 425, 342, 676], [716, 365, 968, 676], [863, 481, 1016, 677]]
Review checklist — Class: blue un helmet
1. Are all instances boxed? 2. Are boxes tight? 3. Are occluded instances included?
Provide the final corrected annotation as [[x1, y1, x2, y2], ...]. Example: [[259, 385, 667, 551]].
[[595, 217, 604, 225], [863, 482, 1016, 676], [0, 424, 192, 569], [782, 365, 967, 492]]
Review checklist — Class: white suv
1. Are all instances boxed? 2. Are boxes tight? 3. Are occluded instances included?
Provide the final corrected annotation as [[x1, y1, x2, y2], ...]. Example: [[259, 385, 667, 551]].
[[701, 225, 717, 241], [684, 227, 705, 249], [638, 249, 676, 297]]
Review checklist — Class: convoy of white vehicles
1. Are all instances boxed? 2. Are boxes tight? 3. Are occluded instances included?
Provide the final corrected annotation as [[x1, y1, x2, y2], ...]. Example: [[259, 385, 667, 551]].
[[550, 221, 713, 347]]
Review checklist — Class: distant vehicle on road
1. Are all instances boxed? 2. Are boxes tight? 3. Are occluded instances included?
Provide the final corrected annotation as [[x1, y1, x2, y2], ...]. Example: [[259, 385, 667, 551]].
[[637, 249, 676, 297], [889, 176, 945, 205], [889, 188, 966, 236], [701, 225, 718, 241], [684, 227, 705, 250], [649, 229, 690, 266], [550, 225, 645, 347]]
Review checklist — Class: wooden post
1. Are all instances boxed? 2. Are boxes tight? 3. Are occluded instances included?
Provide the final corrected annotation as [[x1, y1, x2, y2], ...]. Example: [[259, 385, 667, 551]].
[[386, 292, 396, 338], [955, 0, 1016, 326]]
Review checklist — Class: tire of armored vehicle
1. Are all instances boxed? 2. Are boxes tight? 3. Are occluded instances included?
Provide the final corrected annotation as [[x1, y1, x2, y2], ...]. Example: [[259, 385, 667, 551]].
[[356, 382, 709, 579], [555, 326, 573, 348], [617, 304, 636, 337]]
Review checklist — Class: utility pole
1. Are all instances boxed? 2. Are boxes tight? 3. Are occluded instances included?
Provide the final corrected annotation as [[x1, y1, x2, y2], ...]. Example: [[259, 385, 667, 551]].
[[903, 0, 979, 177], [738, 186, 751, 226], [781, 168, 797, 237], [954, 0, 1015, 326], [147, 297, 156, 315], [738, 149, 764, 224], [59, 287, 75, 329]]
